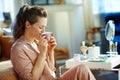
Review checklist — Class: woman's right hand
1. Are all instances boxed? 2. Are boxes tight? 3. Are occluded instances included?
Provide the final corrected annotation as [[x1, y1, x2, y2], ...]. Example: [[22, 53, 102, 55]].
[[37, 35, 48, 55], [33, 36, 48, 80]]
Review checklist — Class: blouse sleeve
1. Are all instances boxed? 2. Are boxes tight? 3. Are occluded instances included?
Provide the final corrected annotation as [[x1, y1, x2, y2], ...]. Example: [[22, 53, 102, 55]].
[[11, 45, 33, 80]]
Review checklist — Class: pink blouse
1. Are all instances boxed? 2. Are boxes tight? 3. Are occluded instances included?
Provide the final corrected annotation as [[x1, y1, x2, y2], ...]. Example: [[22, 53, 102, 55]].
[[10, 36, 55, 80]]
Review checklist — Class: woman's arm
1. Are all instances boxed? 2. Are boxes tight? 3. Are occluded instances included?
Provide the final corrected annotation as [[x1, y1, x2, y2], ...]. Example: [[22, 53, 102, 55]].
[[11, 44, 34, 80], [32, 36, 48, 80], [32, 52, 46, 80], [47, 36, 57, 71], [48, 50, 56, 71]]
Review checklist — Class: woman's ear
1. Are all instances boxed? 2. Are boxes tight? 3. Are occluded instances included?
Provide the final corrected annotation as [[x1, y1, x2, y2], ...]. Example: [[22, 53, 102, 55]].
[[25, 21, 31, 28]]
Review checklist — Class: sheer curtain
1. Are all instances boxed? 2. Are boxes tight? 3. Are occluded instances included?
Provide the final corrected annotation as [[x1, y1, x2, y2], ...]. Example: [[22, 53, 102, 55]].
[[92, 0, 120, 27], [0, 0, 5, 21], [0, 0, 13, 21], [92, 0, 120, 14]]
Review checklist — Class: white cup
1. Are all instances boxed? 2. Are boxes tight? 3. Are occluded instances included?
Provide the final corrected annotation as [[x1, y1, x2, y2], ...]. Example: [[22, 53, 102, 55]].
[[42, 32, 52, 41], [88, 46, 100, 58], [73, 54, 81, 61]]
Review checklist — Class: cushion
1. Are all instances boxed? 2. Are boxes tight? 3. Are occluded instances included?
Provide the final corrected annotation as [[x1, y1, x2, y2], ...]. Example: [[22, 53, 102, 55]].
[[0, 60, 18, 80], [0, 42, 1, 58], [0, 67, 18, 80], [54, 47, 69, 60], [0, 36, 13, 58]]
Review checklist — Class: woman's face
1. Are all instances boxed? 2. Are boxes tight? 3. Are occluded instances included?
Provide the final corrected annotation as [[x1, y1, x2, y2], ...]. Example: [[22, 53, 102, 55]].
[[28, 17, 47, 40]]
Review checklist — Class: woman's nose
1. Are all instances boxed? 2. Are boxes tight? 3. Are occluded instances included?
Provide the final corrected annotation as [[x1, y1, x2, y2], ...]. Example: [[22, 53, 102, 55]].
[[41, 29, 45, 33]]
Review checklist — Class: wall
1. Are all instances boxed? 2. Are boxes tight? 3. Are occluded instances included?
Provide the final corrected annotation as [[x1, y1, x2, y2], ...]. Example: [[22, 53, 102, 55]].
[[44, 5, 86, 57]]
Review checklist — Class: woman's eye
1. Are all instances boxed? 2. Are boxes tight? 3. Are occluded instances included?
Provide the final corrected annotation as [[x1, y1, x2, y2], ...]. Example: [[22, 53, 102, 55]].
[[39, 25, 44, 29], [39, 26, 42, 29]]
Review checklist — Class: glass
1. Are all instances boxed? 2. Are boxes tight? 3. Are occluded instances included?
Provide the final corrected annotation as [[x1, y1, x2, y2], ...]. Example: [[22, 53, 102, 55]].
[[105, 20, 116, 56]]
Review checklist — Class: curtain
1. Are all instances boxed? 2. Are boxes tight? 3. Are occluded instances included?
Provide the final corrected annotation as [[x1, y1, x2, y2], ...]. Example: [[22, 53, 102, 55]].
[[0, 0, 13, 21], [92, 0, 120, 14], [0, 0, 4, 21]]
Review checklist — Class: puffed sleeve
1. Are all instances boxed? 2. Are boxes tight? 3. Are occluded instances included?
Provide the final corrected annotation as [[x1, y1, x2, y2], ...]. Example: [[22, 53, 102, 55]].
[[11, 44, 33, 80]]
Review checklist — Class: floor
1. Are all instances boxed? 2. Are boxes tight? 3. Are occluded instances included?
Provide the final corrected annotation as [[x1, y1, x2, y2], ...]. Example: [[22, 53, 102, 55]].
[[92, 70, 118, 80]]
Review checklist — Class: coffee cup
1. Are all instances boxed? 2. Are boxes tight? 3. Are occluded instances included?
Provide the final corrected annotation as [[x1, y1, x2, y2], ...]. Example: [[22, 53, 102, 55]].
[[73, 54, 81, 61], [42, 32, 52, 41]]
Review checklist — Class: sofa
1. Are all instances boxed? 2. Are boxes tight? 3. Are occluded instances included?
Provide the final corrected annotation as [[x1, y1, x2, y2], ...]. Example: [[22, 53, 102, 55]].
[[0, 60, 18, 80], [0, 35, 70, 80], [0, 35, 13, 60], [0, 36, 17, 80]]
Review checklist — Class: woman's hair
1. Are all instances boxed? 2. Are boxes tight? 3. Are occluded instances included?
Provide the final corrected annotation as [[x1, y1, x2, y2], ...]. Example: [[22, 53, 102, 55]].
[[12, 5, 47, 40]]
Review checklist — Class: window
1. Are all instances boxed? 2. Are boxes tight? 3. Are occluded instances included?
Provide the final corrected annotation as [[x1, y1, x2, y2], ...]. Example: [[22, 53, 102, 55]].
[[92, 0, 120, 14], [0, 0, 13, 21]]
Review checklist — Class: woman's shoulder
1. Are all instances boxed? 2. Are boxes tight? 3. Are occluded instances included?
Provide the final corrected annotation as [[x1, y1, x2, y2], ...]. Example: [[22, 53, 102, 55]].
[[11, 37, 27, 49]]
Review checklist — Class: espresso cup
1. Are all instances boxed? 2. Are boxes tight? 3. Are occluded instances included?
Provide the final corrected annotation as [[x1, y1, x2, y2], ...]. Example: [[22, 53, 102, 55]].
[[73, 54, 81, 61], [42, 32, 52, 41]]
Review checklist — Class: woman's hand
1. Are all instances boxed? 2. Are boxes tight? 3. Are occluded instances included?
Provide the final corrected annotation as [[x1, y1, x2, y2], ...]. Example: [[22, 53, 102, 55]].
[[48, 36, 57, 54], [37, 35, 48, 55], [47, 36, 57, 70], [33, 36, 48, 80]]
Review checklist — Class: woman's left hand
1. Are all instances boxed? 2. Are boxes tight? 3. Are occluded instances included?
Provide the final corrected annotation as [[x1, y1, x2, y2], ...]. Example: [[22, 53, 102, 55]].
[[48, 36, 57, 54]]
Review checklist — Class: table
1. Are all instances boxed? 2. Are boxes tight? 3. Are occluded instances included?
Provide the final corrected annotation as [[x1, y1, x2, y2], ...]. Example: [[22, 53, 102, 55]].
[[65, 55, 120, 69], [65, 55, 120, 80]]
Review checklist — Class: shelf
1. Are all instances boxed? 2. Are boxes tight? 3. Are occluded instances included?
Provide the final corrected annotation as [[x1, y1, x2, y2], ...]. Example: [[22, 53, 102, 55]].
[[39, 4, 81, 12]]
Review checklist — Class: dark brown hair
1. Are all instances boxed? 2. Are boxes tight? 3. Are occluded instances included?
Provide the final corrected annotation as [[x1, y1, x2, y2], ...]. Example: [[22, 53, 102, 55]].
[[12, 5, 47, 40]]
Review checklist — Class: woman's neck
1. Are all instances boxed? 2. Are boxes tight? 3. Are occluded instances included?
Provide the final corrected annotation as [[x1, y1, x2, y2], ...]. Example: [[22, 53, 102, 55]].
[[24, 31, 34, 43]]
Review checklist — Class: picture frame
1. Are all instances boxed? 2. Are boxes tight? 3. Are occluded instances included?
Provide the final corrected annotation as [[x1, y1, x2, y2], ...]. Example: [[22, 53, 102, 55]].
[[31, 0, 49, 5]]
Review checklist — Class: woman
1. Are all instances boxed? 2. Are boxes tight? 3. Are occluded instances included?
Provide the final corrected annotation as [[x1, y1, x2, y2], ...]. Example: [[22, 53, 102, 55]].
[[10, 5, 96, 80]]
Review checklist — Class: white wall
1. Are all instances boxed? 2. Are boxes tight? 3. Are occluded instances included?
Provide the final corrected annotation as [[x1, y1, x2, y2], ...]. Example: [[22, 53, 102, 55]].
[[46, 5, 86, 57]]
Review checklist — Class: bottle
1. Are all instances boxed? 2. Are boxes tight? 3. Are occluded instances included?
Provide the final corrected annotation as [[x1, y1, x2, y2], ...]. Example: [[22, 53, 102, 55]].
[[80, 41, 88, 57]]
